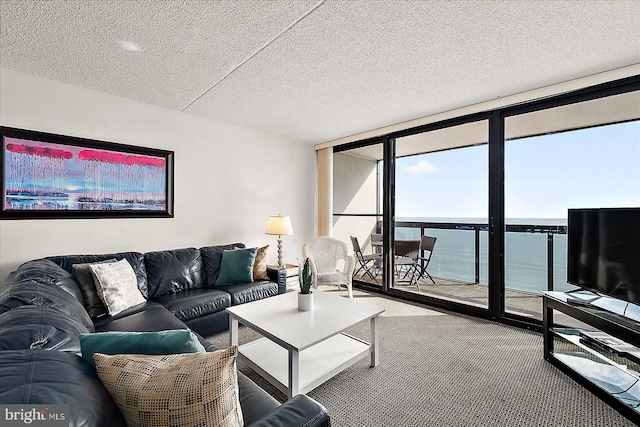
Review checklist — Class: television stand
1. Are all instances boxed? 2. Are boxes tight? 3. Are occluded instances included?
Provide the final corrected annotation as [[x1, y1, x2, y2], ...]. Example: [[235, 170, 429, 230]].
[[543, 291, 640, 423]]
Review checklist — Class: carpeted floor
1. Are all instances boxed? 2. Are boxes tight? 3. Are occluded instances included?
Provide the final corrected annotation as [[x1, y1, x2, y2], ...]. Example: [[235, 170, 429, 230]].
[[207, 287, 636, 426]]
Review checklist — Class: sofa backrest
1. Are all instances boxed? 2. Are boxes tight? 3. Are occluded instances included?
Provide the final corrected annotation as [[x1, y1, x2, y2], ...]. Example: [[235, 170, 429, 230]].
[[13, 258, 85, 303], [144, 247, 205, 299], [0, 278, 95, 331], [47, 252, 149, 298], [0, 305, 91, 353], [199, 243, 246, 287], [0, 259, 95, 352], [11, 243, 250, 303]]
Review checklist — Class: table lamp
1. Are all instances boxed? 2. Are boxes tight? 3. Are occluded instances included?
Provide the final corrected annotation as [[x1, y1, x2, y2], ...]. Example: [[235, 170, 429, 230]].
[[265, 215, 293, 269]]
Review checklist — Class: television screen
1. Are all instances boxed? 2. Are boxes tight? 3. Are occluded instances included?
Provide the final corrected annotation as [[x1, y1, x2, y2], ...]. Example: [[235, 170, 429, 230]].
[[567, 208, 640, 303]]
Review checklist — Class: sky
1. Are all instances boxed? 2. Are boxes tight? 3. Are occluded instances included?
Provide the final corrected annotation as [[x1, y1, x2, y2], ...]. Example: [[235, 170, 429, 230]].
[[395, 120, 640, 220]]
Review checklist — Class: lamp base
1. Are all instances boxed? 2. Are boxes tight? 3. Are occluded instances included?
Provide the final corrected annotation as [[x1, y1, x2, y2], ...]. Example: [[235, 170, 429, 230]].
[[277, 236, 284, 269]]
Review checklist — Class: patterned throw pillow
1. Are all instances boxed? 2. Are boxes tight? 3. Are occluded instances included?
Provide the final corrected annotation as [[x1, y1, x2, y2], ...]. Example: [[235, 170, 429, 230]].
[[253, 245, 270, 281], [72, 259, 116, 318], [90, 259, 146, 316], [94, 347, 243, 427]]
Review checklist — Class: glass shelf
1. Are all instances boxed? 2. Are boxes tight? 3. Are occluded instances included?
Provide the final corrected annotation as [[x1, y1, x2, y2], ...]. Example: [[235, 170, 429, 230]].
[[544, 292, 640, 421], [551, 328, 640, 412], [544, 291, 640, 348]]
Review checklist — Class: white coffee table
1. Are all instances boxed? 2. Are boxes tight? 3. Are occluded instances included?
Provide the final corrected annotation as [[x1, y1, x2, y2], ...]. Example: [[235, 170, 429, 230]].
[[226, 290, 384, 398]]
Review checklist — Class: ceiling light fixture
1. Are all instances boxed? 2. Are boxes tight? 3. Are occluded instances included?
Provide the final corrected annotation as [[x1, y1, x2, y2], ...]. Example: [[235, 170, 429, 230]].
[[118, 40, 143, 52]]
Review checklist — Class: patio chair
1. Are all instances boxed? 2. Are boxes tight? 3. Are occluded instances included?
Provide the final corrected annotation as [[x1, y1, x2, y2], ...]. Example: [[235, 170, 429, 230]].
[[416, 235, 437, 286], [394, 239, 420, 289], [370, 233, 383, 255], [350, 236, 381, 284], [303, 237, 356, 298]]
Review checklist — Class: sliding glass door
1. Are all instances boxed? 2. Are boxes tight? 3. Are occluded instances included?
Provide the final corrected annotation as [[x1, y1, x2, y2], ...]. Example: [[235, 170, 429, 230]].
[[393, 120, 489, 308]]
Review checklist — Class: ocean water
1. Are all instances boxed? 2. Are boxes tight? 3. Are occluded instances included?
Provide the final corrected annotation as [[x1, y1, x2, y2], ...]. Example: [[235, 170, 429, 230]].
[[395, 217, 574, 294]]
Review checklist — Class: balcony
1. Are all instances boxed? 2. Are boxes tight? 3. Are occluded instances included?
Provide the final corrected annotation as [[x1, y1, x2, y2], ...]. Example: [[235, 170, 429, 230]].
[[350, 220, 573, 321]]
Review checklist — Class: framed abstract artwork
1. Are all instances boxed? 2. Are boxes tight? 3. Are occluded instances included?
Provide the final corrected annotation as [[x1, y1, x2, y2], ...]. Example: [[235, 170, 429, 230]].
[[1, 127, 174, 219]]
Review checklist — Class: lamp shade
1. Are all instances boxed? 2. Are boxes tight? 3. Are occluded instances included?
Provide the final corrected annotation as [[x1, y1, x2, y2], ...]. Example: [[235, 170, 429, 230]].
[[265, 215, 293, 236]]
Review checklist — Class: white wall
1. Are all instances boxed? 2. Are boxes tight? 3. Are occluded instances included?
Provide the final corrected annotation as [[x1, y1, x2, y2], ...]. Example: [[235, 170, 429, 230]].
[[0, 69, 316, 282]]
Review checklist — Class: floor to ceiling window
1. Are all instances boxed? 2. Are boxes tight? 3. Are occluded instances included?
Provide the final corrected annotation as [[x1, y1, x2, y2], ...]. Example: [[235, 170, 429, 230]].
[[328, 76, 639, 327], [393, 120, 489, 309], [503, 90, 640, 321]]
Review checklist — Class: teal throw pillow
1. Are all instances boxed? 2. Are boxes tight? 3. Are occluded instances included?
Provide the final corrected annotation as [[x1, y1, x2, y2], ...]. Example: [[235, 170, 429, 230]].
[[79, 329, 206, 367], [216, 247, 258, 286]]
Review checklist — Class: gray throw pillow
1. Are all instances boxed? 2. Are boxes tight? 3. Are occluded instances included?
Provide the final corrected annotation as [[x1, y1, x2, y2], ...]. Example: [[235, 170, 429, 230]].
[[90, 259, 146, 316], [72, 259, 117, 318]]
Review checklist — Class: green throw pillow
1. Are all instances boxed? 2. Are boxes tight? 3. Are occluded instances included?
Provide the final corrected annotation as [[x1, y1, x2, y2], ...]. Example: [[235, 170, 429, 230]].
[[216, 247, 258, 286], [79, 330, 206, 367]]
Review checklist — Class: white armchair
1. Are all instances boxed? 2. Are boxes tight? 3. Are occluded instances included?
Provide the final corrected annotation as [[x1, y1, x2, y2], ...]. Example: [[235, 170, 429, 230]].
[[302, 237, 356, 298]]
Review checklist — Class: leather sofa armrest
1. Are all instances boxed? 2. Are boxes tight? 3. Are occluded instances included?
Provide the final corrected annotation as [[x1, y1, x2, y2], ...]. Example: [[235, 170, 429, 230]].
[[246, 394, 330, 427], [267, 267, 287, 294]]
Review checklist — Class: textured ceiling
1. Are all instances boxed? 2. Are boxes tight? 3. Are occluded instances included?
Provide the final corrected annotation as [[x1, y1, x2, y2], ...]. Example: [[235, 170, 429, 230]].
[[1, 0, 639, 144]]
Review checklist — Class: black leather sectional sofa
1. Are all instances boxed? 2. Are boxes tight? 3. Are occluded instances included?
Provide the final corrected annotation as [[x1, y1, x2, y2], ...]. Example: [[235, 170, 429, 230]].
[[0, 244, 331, 427]]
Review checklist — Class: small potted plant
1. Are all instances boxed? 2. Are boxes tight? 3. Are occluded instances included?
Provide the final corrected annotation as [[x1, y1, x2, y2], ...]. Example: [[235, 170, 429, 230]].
[[298, 258, 314, 311]]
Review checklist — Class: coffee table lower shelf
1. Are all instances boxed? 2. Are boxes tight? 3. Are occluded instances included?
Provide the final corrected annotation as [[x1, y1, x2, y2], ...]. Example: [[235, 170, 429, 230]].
[[239, 333, 370, 397]]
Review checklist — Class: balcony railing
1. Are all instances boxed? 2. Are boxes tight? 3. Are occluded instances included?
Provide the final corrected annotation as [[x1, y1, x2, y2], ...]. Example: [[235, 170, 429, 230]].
[[388, 220, 569, 294]]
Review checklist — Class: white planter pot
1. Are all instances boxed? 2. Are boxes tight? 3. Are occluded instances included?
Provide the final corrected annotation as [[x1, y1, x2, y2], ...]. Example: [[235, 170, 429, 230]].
[[298, 292, 314, 311]]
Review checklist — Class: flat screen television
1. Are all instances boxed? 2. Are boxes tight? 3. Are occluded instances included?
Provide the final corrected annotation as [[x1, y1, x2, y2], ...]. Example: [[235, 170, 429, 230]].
[[567, 208, 640, 304]]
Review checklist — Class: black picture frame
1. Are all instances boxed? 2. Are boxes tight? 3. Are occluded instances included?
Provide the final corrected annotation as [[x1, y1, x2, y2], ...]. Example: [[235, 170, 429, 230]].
[[1, 126, 174, 219]]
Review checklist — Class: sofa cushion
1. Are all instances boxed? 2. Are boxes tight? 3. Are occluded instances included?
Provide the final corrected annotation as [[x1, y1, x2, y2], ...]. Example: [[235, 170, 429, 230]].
[[94, 303, 213, 351], [0, 281, 94, 331], [0, 305, 91, 353], [92, 300, 165, 328], [71, 258, 116, 318], [0, 349, 126, 427], [144, 247, 205, 298], [237, 372, 280, 427], [90, 259, 147, 316], [95, 304, 190, 334], [216, 247, 258, 287], [200, 243, 245, 287], [14, 259, 84, 304], [220, 281, 279, 306], [185, 312, 230, 338], [94, 347, 243, 427], [80, 330, 205, 367], [47, 252, 149, 298], [153, 288, 231, 322]]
